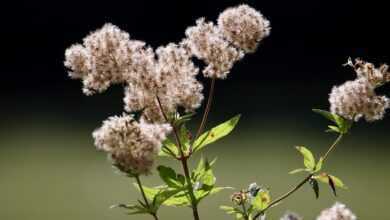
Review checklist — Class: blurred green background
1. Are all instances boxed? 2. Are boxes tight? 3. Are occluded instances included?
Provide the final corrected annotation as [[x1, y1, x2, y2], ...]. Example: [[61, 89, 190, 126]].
[[1, 82, 389, 220]]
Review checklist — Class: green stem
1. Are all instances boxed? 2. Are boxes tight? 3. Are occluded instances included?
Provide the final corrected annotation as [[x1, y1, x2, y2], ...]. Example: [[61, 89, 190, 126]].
[[135, 175, 159, 220], [253, 133, 345, 219], [155, 96, 200, 220]]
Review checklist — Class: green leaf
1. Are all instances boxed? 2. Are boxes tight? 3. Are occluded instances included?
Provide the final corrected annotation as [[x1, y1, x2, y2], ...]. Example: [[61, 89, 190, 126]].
[[173, 112, 195, 127], [314, 157, 324, 172], [152, 188, 183, 211], [309, 178, 320, 199], [313, 173, 347, 190], [289, 168, 308, 174], [193, 114, 241, 153], [295, 146, 316, 170], [252, 190, 271, 211], [220, 206, 245, 217], [327, 125, 341, 133], [157, 166, 183, 188], [312, 109, 352, 134], [163, 191, 192, 207], [179, 124, 191, 151], [110, 203, 150, 215], [158, 138, 179, 158]]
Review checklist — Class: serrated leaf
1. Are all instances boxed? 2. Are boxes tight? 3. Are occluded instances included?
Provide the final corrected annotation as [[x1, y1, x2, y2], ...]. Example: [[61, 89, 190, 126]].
[[309, 178, 320, 199], [252, 190, 271, 211], [295, 146, 316, 170], [157, 166, 183, 188], [193, 114, 241, 153], [289, 168, 308, 174]]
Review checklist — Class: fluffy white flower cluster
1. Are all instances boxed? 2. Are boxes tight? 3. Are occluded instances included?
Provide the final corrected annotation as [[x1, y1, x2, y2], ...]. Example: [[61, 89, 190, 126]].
[[280, 211, 302, 220], [329, 59, 390, 122], [93, 115, 171, 174], [64, 4, 270, 174], [316, 202, 357, 220], [184, 4, 270, 79], [218, 4, 271, 53]]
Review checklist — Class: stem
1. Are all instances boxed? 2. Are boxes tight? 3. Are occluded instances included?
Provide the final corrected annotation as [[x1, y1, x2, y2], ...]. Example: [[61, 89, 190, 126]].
[[135, 175, 159, 220], [254, 133, 345, 219], [155, 96, 200, 220], [241, 203, 249, 220], [322, 133, 343, 163], [190, 77, 216, 152]]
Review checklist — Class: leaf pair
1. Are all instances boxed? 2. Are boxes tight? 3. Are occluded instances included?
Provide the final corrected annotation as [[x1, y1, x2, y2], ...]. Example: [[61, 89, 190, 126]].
[[312, 109, 352, 134]]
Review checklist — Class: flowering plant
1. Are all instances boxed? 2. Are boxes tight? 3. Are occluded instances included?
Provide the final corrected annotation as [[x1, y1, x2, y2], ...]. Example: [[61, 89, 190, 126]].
[[64, 4, 389, 220]]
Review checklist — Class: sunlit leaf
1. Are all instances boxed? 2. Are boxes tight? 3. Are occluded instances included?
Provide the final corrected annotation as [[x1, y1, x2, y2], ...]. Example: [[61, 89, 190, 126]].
[[193, 114, 241, 153], [295, 146, 316, 170]]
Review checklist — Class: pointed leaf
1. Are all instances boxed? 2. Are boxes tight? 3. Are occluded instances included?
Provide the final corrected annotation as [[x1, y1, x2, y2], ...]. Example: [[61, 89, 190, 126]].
[[314, 157, 324, 172], [295, 146, 316, 170], [159, 138, 179, 158], [157, 166, 183, 188], [289, 168, 308, 174], [193, 114, 241, 152]]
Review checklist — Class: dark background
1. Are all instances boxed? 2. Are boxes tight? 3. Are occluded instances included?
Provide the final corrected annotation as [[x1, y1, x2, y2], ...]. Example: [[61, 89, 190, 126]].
[[1, 0, 390, 219], [2, 0, 390, 120]]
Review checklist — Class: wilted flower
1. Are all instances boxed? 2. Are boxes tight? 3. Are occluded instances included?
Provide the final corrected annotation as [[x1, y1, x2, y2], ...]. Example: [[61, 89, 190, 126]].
[[218, 4, 271, 53], [329, 78, 390, 122], [280, 211, 303, 220], [344, 58, 390, 87], [183, 18, 243, 79], [231, 191, 248, 205], [92, 115, 171, 175], [316, 202, 357, 220]]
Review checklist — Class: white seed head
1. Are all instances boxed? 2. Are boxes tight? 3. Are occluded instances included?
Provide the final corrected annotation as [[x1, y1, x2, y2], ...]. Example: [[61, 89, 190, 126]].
[[65, 23, 150, 95], [123, 43, 204, 123], [280, 211, 303, 220], [218, 4, 271, 53], [329, 78, 390, 122], [183, 18, 243, 79], [316, 202, 357, 220], [92, 115, 171, 175]]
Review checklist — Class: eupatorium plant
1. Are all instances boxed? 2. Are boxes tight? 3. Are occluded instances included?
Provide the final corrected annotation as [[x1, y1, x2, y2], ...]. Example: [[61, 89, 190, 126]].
[[64, 4, 389, 220]]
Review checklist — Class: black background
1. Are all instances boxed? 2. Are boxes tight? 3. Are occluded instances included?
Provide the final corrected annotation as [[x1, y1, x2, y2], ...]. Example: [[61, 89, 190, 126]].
[[2, 0, 390, 122]]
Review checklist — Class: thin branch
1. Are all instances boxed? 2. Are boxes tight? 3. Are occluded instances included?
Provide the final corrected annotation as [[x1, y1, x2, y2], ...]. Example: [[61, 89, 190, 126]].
[[254, 133, 345, 219], [190, 77, 216, 152], [135, 175, 159, 220]]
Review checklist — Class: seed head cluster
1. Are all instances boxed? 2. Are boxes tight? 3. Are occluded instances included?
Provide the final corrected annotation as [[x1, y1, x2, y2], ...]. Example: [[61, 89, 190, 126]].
[[92, 115, 171, 175], [316, 202, 357, 220], [183, 4, 270, 79], [329, 59, 390, 122], [218, 4, 271, 53], [64, 5, 270, 174]]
